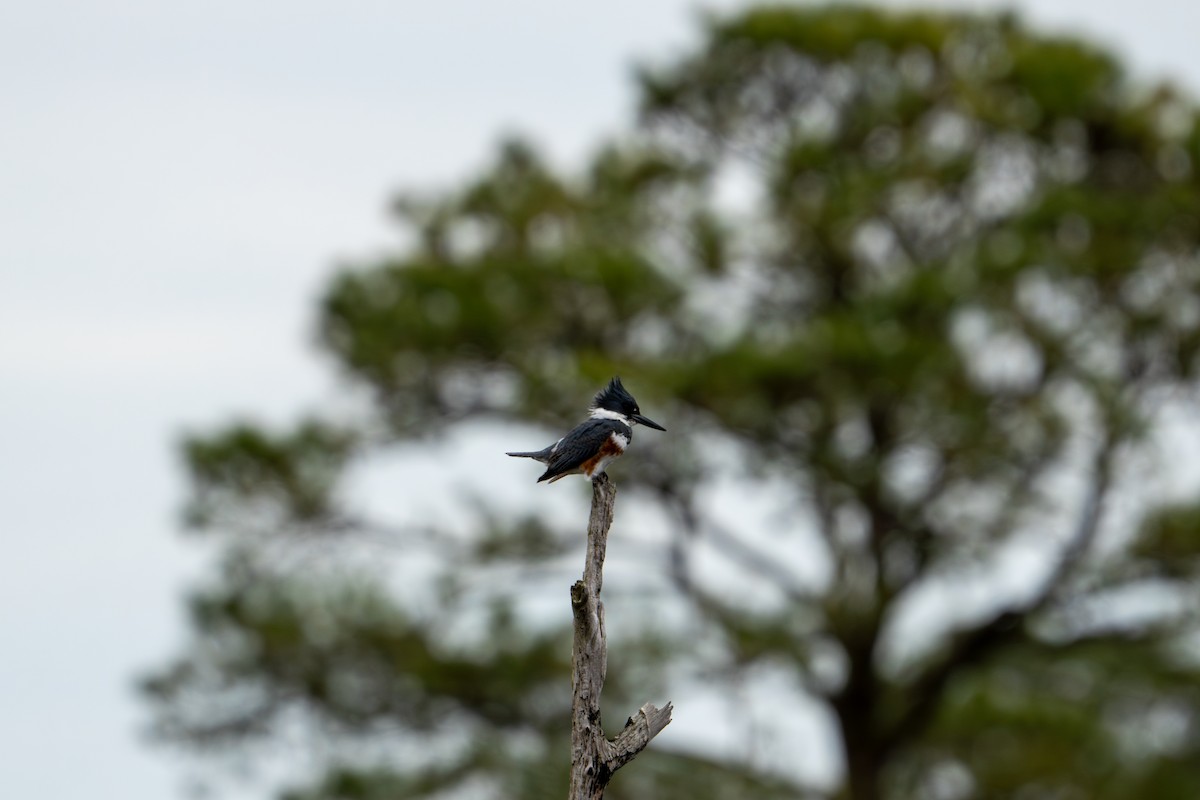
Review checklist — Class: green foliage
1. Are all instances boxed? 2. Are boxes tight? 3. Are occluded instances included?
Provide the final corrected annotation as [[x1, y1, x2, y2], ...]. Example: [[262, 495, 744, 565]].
[[146, 5, 1200, 799], [182, 420, 357, 529], [913, 639, 1200, 799], [143, 566, 569, 736], [1133, 503, 1200, 575], [281, 749, 810, 800]]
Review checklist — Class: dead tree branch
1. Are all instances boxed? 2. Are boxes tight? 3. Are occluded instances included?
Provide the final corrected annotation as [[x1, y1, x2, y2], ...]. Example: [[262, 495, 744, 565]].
[[569, 472, 673, 799]]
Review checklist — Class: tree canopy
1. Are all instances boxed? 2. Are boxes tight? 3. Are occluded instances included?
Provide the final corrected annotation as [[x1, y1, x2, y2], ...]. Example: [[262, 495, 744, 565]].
[[145, 5, 1200, 799]]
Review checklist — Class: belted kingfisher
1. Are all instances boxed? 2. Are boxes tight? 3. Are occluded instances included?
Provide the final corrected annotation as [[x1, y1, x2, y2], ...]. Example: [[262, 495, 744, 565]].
[[507, 376, 665, 483]]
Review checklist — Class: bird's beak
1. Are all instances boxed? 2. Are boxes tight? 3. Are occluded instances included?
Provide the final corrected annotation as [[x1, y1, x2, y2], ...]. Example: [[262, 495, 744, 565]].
[[632, 413, 666, 431]]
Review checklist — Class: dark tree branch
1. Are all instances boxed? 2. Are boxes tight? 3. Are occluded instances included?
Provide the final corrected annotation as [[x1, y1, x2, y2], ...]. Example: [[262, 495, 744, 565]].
[[569, 473, 672, 799], [883, 431, 1120, 748], [881, 608, 1025, 752], [704, 517, 821, 606], [666, 488, 819, 606], [1031, 432, 1118, 608]]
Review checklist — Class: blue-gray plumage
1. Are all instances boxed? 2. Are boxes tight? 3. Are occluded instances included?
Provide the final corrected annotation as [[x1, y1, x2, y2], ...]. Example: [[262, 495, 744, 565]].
[[506, 377, 665, 483]]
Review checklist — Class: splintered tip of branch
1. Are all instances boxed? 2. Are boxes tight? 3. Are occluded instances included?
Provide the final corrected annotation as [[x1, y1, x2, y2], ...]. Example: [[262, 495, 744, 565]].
[[639, 702, 673, 739], [609, 702, 673, 770]]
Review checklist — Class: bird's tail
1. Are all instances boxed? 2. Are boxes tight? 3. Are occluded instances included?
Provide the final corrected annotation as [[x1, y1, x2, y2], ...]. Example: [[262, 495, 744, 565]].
[[506, 449, 552, 463]]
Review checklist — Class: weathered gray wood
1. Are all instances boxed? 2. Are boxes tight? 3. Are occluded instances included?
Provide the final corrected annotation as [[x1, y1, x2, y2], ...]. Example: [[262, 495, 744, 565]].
[[568, 472, 672, 799]]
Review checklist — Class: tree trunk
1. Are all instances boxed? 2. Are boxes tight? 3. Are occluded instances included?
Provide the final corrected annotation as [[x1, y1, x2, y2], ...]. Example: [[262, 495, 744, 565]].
[[835, 633, 885, 800], [842, 737, 883, 800], [568, 473, 672, 799]]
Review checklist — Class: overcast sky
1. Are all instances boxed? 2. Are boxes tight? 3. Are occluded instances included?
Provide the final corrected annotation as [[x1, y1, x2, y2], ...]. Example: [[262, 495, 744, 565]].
[[3, 1, 1200, 798]]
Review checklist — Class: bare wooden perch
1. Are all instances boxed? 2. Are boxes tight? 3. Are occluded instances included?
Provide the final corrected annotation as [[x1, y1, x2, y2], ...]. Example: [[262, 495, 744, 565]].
[[569, 472, 673, 799]]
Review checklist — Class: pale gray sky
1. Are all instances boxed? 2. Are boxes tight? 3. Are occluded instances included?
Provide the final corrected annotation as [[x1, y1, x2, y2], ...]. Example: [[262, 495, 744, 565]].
[[2, 2, 1199, 798]]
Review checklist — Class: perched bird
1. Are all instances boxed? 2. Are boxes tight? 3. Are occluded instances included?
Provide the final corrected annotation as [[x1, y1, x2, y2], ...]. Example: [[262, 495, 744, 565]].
[[507, 376, 665, 483]]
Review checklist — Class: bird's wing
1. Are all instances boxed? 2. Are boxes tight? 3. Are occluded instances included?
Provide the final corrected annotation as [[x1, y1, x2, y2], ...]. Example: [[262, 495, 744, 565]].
[[538, 419, 624, 481]]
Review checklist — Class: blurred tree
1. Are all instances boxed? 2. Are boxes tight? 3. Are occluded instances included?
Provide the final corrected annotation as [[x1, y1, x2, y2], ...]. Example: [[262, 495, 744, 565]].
[[144, 6, 1200, 800]]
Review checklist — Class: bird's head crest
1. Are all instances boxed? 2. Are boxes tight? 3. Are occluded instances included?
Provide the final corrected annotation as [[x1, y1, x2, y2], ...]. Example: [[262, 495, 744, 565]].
[[591, 376, 638, 414]]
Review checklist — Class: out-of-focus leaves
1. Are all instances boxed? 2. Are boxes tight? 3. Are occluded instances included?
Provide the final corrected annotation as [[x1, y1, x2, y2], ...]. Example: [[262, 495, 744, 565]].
[[142, 568, 570, 742], [1133, 504, 1200, 575], [182, 420, 357, 530], [471, 515, 570, 563], [281, 748, 814, 800], [910, 637, 1200, 799]]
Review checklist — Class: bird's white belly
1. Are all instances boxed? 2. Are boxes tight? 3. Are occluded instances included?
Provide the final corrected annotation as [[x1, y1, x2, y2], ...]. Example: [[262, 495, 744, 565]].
[[583, 432, 629, 480], [586, 453, 619, 479]]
